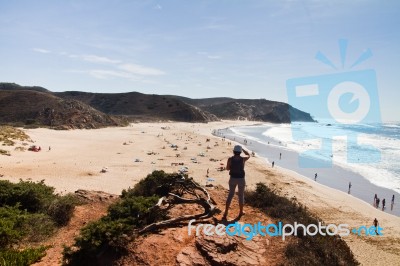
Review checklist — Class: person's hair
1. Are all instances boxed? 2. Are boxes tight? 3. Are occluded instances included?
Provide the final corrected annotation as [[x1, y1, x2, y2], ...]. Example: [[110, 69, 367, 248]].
[[233, 151, 241, 156]]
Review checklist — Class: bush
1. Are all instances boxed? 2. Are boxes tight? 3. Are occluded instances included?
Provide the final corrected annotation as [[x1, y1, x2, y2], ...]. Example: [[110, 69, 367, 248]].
[[0, 246, 47, 266], [0, 205, 56, 249], [63, 171, 173, 265], [0, 180, 78, 227], [121, 170, 178, 198], [23, 213, 56, 242], [47, 194, 79, 226], [0, 180, 79, 264], [245, 183, 359, 265], [63, 196, 163, 266], [0, 180, 56, 213], [0, 206, 27, 248]]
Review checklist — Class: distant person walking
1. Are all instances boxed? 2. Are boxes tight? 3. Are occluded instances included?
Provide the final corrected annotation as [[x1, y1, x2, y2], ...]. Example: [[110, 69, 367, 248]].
[[391, 195, 395, 211], [314, 173, 318, 181], [376, 198, 380, 208], [279, 153, 282, 160], [374, 194, 378, 207], [382, 198, 386, 210], [223, 145, 250, 220], [348, 182, 352, 194], [373, 218, 379, 235], [272, 161, 275, 168]]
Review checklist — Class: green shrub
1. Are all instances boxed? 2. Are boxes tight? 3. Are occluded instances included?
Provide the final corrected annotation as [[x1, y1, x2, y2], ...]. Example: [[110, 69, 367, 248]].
[[245, 183, 359, 265], [0, 246, 47, 266], [0, 206, 27, 248], [47, 194, 79, 226], [0, 206, 56, 249], [0, 180, 79, 262], [121, 170, 178, 198], [22, 213, 56, 242], [0, 180, 56, 213], [63, 171, 173, 265], [0, 180, 77, 227]]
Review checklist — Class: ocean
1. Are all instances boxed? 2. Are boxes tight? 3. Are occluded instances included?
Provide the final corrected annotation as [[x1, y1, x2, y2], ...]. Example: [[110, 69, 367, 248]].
[[214, 122, 400, 215]]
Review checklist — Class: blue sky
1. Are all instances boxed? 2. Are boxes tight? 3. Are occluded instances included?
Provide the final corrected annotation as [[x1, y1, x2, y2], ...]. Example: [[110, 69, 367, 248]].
[[0, 0, 399, 121]]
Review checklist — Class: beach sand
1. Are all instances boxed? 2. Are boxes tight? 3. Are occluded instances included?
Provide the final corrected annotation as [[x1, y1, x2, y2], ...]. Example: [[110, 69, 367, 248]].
[[1, 121, 399, 265]]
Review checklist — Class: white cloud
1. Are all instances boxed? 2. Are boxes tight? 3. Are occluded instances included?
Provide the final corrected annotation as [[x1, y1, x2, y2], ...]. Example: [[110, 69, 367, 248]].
[[197, 51, 222, 60], [68, 54, 120, 64], [154, 4, 162, 10], [207, 55, 221, 59], [89, 69, 138, 80], [33, 48, 51, 54], [64, 52, 165, 79], [118, 63, 165, 76], [82, 55, 121, 64]]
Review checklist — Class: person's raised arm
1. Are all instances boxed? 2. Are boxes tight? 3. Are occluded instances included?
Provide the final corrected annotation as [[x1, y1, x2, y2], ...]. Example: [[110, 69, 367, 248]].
[[242, 149, 250, 162]]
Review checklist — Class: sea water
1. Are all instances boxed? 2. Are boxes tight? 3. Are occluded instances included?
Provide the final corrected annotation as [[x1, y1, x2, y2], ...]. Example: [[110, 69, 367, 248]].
[[215, 122, 400, 215], [229, 122, 400, 194]]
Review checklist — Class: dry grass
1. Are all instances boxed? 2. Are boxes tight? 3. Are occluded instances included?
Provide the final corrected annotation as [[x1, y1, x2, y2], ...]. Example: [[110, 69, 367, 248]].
[[0, 126, 32, 146]]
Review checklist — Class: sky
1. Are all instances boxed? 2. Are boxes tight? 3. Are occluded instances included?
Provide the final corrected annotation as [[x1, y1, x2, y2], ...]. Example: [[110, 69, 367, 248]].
[[0, 0, 399, 121]]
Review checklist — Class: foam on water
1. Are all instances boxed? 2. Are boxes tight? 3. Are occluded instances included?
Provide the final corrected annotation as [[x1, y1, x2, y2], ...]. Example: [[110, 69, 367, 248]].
[[239, 122, 400, 194]]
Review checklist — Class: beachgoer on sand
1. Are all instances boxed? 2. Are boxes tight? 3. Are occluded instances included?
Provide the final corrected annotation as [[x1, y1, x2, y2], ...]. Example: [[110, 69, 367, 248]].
[[272, 161, 274, 168], [314, 173, 317, 181], [373, 218, 379, 235], [222, 145, 250, 220], [382, 198, 386, 210]]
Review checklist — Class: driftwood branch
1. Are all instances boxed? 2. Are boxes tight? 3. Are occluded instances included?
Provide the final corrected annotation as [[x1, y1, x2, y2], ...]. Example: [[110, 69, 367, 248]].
[[138, 175, 219, 234]]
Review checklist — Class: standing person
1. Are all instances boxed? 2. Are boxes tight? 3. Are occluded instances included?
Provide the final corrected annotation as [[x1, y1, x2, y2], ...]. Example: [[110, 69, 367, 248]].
[[348, 182, 352, 194], [382, 198, 386, 210], [222, 145, 250, 220], [376, 198, 380, 208], [391, 195, 395, 211], [373, 218, 379, 235], [279, 153, 282, 160], [374, 194, 378, 207], [314, 173, 318, 181], [272, 161, 275, 168]]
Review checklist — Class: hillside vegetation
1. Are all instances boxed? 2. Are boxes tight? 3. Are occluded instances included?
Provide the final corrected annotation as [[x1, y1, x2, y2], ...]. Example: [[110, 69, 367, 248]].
[[0, 89, 127, 129], [63, 171, 358, 266], [0, 82, 314, 127], [0, 180, 80, 265]]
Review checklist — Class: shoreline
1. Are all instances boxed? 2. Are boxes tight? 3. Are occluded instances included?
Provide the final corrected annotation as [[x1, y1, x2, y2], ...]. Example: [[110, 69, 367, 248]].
[[214, 124, 400, 217], [1, 121, 400, 265]]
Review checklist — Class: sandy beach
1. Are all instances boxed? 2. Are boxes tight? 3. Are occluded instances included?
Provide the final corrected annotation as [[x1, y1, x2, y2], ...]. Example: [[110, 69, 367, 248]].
[[1, 121, 400, 265]]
